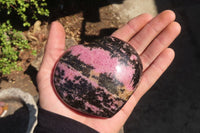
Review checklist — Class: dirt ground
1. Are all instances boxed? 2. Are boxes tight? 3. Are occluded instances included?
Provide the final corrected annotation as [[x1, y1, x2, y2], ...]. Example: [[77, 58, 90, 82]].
[[0, 2, 122, 96], [0, 1, 126, 132], [0, 2, 124, 132], [1, 0, 200, 133]]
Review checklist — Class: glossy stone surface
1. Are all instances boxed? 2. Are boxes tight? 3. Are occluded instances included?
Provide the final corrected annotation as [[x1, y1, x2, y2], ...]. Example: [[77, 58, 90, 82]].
[[52, 36, 142, 118]]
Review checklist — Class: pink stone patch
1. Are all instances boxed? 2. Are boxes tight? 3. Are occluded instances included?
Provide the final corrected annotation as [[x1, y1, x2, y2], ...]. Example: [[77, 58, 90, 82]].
[[52, 36, 143, 118]]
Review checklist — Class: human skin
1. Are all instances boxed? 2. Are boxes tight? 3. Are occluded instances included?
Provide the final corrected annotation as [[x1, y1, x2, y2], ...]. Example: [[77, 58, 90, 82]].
[[37, 10, 181, 133]]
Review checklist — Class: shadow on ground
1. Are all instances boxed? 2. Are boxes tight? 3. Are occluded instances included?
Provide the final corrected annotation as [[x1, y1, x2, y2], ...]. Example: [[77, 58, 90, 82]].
[[47, 0, 123, 43], [124, 0, 200, 133], [2, 0, 200, 133], [0, 1, 123, 133]]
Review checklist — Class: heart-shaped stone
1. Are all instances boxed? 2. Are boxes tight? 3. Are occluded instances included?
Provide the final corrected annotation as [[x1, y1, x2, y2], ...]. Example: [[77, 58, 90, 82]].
[[52, 36, 143, 118]]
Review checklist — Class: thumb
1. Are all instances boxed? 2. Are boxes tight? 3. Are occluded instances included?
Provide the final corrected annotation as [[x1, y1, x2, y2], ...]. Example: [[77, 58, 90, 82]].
[[40, 21, 66, 70]]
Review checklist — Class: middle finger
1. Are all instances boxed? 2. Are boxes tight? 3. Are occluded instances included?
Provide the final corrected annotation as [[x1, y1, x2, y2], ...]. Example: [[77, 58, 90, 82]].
[[129, 10, 176, 55]]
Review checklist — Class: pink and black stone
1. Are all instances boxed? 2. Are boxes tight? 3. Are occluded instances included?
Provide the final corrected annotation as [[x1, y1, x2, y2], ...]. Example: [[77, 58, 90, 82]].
[[52, 36, 143, 118]]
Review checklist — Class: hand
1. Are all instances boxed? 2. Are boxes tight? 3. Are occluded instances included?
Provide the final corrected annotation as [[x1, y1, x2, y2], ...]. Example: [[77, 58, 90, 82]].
[[37, 10, 181, 133]]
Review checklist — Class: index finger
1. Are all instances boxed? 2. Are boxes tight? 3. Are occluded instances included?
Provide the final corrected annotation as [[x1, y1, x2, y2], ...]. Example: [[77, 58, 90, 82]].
[[111, 13, 152, 42]]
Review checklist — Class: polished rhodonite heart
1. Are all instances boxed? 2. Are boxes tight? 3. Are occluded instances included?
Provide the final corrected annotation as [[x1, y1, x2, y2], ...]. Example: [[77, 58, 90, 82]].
[[52, 36, 143, 118]]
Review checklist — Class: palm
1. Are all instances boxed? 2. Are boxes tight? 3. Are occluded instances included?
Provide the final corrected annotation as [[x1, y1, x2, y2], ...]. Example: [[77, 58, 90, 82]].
[[37, 10, 181, 133]]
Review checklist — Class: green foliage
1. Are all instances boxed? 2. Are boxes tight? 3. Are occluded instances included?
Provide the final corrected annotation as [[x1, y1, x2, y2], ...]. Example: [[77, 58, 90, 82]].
[[0, 0, 49, 75], [0, 0, 49, 27], [0, 20, 29, 74], [31, 49, 37, 56]]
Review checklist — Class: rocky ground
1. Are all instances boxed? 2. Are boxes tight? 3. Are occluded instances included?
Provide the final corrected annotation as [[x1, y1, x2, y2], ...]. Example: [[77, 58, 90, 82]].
[[0, 0, 200, 133]]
